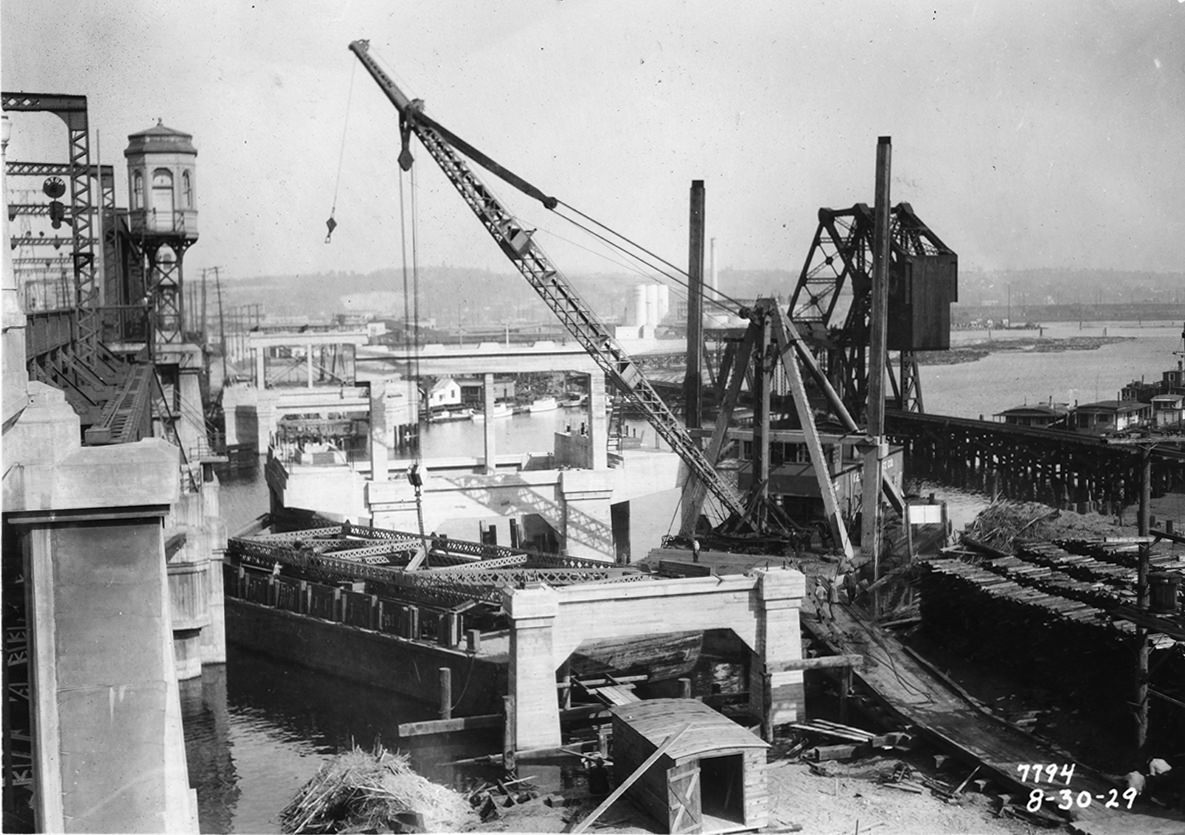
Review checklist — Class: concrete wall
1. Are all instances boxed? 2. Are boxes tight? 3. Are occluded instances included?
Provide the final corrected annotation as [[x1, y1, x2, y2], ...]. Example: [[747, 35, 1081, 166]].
[[365, 467, 618, 560], [279, 441, 688, 562]]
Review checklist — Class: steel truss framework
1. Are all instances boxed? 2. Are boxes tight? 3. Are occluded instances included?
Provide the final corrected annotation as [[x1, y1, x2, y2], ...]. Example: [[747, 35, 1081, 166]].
[[2, 94, 100, 359], [789, 203, 956, 421], [2, 94, 132, 420]]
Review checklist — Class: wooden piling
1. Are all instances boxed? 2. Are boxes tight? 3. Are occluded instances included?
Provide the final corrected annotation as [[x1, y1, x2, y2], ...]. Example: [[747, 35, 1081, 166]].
[[502, 695, 516, 772], [439, 667, 452, 720]]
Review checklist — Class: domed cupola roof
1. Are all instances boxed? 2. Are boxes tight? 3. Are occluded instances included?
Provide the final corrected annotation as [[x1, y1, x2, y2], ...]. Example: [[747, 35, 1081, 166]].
[[125, 119, 197, 156]]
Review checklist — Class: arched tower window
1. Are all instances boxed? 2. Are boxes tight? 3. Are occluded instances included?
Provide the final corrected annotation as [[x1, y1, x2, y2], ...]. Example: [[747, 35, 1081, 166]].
[[133, 171, 144, 209], [181, 171, 193, 208], [152, 168, 174, 219]]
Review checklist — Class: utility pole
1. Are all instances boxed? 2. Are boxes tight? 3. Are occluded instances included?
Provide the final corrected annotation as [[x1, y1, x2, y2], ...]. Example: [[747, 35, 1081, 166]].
[[1102, 434, 1185, 756], [862, 137, 892, 608], [1136, 444, 1151, 755], [210, 267, 227, 384]]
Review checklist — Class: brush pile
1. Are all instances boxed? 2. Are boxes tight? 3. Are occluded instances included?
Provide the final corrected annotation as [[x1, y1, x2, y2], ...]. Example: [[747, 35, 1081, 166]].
[[280, 744, 475, 834], [961, 500, 1123, 552]]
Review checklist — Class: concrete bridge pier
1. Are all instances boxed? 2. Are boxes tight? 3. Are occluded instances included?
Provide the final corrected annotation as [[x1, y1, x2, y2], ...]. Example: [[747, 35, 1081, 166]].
[[4, 384, 198, 833], [750, 568, 808, 731]]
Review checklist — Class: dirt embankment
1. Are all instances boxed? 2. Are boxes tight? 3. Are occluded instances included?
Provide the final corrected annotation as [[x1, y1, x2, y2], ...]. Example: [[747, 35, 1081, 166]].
[[918, 335, 1133, 366]]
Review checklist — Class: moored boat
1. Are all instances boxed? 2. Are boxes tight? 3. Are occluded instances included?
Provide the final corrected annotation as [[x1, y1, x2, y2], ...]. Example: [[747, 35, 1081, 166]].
[[427, 407, 474, 423], [471, 402, 513, 421], [529, 396, 559, 413]]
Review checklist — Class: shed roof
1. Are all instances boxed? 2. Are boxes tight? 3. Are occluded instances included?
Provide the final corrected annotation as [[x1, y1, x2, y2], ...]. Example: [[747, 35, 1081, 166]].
[[995, 404, 1069, 418], [1076, 400, 1150, 414], [611, 699, 768, 761]]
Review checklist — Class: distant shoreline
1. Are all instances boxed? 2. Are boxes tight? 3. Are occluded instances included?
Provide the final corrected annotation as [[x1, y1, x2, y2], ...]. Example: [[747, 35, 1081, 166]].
[[917, 335, 1134, 366]]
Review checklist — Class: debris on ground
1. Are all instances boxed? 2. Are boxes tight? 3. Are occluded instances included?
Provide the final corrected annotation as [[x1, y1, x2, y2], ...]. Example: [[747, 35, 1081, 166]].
[[962, 500, 1124, 551], [279, 744, 476, 833]]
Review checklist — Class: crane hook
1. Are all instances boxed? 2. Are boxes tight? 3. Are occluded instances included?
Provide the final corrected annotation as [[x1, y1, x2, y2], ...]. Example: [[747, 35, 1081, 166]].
[[324, 214, 338, 244]]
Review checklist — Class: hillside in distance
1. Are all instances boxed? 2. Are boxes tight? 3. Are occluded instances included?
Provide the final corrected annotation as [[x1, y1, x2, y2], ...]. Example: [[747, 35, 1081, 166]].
[[217, 266, 799, 326], [216, 265, 1183, 327]]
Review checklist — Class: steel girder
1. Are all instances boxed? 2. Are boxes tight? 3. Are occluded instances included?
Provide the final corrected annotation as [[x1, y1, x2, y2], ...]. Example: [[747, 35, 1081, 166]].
[[3, 93, 100, 368]]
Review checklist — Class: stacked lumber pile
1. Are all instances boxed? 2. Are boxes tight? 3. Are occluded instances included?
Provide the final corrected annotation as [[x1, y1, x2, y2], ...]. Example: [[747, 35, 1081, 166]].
[[1017, 540, 1136, 591], [981, 552, 1134, 610], [920, 557, 1136, 711], [1061, 537, 1185, 577]]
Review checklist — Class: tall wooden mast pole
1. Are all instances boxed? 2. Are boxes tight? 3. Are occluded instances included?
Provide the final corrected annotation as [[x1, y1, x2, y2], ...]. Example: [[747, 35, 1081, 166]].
[[685, 180, 705, 429], [862, 137, 892, 598], [680, 180, 706, 534]]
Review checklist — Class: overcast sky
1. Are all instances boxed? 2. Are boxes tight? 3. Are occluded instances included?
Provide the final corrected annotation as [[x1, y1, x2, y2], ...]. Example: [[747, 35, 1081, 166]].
[[3, 1, 1184, 285]]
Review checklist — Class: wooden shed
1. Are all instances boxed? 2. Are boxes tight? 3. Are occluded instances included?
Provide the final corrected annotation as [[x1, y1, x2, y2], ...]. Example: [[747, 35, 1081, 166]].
[[610, 699, 769, 834]]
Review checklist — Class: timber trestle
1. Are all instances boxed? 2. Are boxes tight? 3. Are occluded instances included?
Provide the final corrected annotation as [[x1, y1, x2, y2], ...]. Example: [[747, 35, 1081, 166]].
[[888, 410, 1185, 512]]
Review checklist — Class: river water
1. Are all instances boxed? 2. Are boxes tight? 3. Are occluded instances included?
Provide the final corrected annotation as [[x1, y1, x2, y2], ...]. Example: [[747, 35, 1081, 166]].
[[189, 320, 1182, 832]]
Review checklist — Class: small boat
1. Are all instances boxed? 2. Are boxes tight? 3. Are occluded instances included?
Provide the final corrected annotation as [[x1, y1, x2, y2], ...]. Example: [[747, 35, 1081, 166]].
[[529, 396, 559, 413], [471, 402, 513, 421], [427, 407, 473, 423], [561, 393, 587, 408]]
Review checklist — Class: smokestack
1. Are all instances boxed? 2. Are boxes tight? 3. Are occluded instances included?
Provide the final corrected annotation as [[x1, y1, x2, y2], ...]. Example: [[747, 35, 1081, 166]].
[[709, 237, 718, 295]]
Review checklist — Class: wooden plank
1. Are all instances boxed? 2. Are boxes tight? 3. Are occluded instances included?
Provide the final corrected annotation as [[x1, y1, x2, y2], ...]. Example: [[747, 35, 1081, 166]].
[[776, 654, 864, 672], [659, 559, 714, 577], [398, 712, 502, 737], [786, 723, 869, 743], [597, 685, 641, 706]]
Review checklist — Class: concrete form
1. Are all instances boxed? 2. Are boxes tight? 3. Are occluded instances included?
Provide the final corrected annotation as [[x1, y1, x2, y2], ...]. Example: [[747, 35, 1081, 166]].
[[501, 567, 806, 751]]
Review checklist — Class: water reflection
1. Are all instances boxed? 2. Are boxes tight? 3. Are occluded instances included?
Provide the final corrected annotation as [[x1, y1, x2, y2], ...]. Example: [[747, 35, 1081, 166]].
[[183, 647, 509, 833]]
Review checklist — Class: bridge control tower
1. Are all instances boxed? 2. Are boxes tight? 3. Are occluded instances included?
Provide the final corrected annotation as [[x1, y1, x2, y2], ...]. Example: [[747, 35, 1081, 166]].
[[124, 120, 198, 349]]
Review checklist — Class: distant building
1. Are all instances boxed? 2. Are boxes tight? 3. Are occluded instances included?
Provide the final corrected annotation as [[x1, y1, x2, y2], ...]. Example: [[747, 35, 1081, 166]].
[[456, 376, 515, 406], [1165, 366, 1185, 395], [1071, 400, 1152, 433], [994, 404, 1070, 429], [1151, 393, 1185, 427], [424, 377, 462, 410], [1121, 378, 1163, 403]]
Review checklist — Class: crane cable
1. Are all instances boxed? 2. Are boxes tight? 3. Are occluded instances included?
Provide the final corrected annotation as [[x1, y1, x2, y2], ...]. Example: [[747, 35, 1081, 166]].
[[551, 199, 748, 317], [397, 159, 432, 568], [325, 61, 357, 243]]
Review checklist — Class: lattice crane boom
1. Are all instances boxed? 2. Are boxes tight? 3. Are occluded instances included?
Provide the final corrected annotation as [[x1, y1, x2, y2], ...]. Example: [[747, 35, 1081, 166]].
[[348, 39, 749, 527]]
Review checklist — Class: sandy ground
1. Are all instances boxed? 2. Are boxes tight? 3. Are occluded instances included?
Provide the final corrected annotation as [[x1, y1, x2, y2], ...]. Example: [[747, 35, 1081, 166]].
[[763, 756, 1038, 835], [468, 747, 1046, 835]]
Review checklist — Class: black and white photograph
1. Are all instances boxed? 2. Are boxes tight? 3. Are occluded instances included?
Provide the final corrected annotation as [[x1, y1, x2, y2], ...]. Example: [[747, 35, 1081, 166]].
[[2, 2, 1184, 833]]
